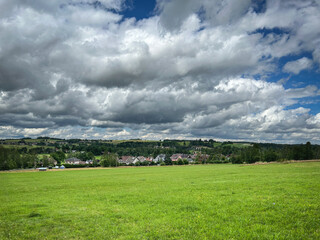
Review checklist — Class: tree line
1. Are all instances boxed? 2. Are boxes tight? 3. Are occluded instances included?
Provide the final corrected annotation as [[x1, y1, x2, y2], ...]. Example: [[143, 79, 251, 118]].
[[0, 141, 319, 170]]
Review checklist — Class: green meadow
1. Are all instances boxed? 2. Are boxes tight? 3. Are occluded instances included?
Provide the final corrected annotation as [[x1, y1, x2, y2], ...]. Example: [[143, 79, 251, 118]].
[[1, 163, 319, 239]]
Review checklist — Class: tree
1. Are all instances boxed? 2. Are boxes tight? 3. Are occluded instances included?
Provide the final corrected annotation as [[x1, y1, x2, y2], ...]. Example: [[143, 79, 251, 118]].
[[0, 146, 20, 170], [231, 155, 243, 164], [42, 155, 49, 167], [304, 142, 313, 160], [195, 154, 200, 164], [292, 145, 303, 160], [87, 152, 95, 160], [50, 151, 65, 165], [62, 144, 70, 152], [92, 159, 98, 167], [164, 155, 172, 165], [21, 154, 38, 168], [177, 159, 184, 165], [264, 150, 278, 162], [101, 153, 118, 167], [241, 145, 261, 163]]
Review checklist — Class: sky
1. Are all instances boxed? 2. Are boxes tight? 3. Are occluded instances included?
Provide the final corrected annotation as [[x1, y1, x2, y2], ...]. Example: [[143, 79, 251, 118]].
[[0, 0, 320, 143]]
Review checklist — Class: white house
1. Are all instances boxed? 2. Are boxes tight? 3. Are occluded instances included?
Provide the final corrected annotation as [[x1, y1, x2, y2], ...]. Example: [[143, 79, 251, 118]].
[[65, 157, 86, 165], [154, 154, 166, 163]]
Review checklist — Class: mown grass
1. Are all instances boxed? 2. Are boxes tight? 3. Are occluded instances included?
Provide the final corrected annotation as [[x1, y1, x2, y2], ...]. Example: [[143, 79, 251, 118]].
[[212, 142, 252, 148], [110, 140, 159, 145], [0, 163, 319, 239], [1, 145, 55, 150]]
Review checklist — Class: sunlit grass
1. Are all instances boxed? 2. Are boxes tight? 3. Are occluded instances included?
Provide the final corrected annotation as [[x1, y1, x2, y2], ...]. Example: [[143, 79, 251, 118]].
[[1, 163, 319, 239]]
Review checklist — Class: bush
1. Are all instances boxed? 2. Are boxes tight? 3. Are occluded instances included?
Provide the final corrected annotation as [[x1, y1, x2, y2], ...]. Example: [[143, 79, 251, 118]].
[[100, 153, 118, 167], [231, 156, 243, 164], [63, 164, 88, 168], [211, 160, 224, 164], [140, 161, 150, 166], [264, 151, 278, 162]]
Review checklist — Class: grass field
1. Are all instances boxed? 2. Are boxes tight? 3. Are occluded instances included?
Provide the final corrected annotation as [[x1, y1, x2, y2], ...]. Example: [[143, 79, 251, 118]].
[[1, 163, 319, 239]]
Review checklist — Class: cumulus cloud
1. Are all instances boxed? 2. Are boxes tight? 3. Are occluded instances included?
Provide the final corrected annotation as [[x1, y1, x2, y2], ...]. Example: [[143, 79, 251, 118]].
[[156, 0, 254, 31], [0, 0, 320, 143], [283, 57, 313, 75]]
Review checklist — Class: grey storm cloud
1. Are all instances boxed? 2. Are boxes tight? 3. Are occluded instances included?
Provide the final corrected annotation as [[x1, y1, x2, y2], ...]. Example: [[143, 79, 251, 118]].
[[0, 0, 320, 143]]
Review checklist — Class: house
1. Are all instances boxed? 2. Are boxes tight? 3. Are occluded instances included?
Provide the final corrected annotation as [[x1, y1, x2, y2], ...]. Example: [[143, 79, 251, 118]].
[[170, 154, 182, 162], [170, 154, 190, 162], [86, 160, 93, 164], [193, 153, 210, 162], [48, 157, 57, 166], [136, 156, 146, 162], [118, 156, 136, 165], [146, 157, 154, 162], [132, 157, 142, 164], [65, 157, 86, 165], [170, 154, 194, 162], [154, 154, 166, 163]]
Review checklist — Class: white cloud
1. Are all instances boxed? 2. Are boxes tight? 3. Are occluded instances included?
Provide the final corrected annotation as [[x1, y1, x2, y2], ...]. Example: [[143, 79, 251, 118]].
[[0, 0, 319, 143], [283, 57, 313, 75], [22, 128, 47, 136]]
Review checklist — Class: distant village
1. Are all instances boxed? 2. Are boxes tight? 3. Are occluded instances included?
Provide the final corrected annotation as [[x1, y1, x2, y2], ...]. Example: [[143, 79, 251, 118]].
[[64, 153, 212, 166]]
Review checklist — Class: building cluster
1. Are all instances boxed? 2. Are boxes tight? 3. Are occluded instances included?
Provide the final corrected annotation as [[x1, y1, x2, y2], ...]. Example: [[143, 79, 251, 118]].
[[65, 157, 94, 165], [64, 153, 210, 165]]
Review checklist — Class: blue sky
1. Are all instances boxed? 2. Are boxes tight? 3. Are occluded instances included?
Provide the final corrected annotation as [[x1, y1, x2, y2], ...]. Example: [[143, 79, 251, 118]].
[[0, 0, 320, 143], [121, 0, 157, 20]]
